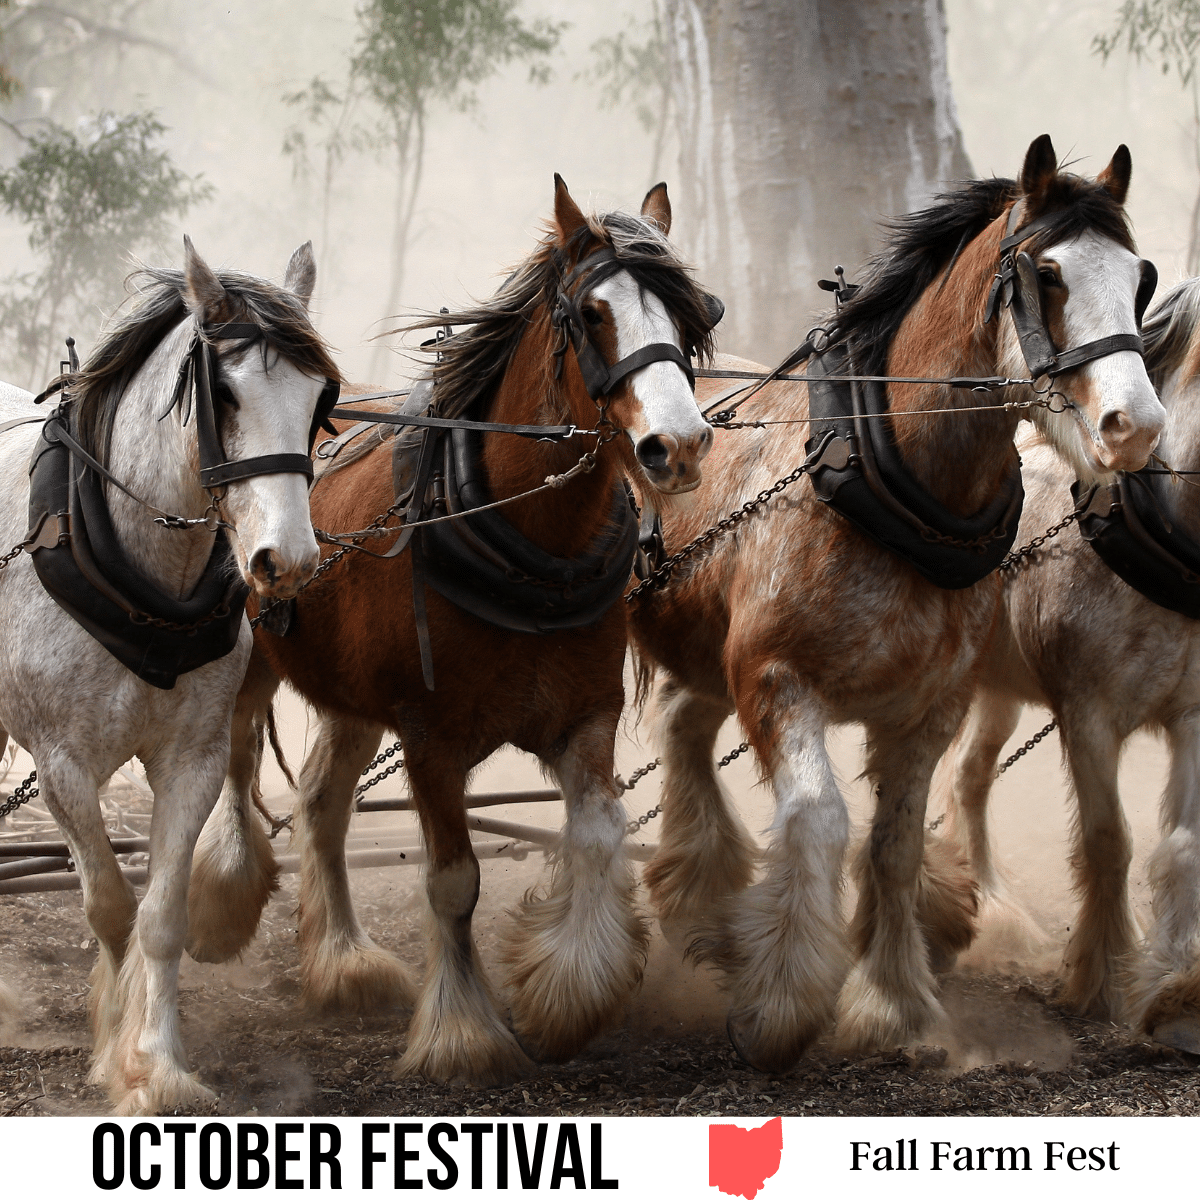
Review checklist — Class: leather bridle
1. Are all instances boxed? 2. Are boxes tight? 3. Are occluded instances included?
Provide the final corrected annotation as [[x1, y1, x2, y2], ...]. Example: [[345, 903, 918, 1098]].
[[186, 321, 340, 489], [38, 319, 341, 532], [550, 246, 706, 401], [984, 202, 1157, 381]]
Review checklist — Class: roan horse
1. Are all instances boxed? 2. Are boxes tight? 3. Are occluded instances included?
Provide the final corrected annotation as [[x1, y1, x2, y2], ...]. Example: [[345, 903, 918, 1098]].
[[625, 136, 1166, 1072], [0, 241, 338, 1114], [185, 180, 717, 1083], [943, 276, 1200, 1055]]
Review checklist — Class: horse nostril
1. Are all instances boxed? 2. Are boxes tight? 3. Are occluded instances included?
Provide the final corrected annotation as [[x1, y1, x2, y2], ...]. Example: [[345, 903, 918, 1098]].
[[1099, 410, 1131, 440], [250, 547, 279, 585], [636, 434, 670, 474]]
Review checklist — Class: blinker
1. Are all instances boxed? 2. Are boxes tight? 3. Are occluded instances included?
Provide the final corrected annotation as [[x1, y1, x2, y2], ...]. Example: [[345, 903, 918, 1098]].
[[1135, 260, 1158, 328]]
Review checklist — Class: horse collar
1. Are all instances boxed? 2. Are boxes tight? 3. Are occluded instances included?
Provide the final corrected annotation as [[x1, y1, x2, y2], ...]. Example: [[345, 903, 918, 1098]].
[[1072, 473, 1200, 618], [984, 201, 1156, 380]]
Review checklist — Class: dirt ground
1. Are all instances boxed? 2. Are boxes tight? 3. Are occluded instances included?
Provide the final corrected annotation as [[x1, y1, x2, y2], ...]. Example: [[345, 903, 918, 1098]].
[[1, 696, 1197, 1119]]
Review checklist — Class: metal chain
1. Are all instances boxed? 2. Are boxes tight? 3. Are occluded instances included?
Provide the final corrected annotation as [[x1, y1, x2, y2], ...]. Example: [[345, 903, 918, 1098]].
[[355, 741, 406, 797], [626, 460, 814, 603], [622, 741, 752, 834], [995, 720, 1058, 777], [0, 771, 40, 820], [997, 510, 1080, 573]]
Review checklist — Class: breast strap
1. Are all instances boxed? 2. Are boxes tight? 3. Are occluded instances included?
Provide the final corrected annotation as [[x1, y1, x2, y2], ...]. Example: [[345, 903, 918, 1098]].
[[803, 345, 1024, 589]]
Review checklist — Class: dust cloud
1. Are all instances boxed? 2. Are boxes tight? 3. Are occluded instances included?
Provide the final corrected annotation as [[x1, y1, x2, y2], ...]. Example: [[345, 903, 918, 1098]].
[[0, 0, 1192, 1088]]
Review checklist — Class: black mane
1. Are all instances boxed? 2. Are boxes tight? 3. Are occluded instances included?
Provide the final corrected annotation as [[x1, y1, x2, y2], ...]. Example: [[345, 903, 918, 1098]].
[[405, 210, 717, 421], [831, 174, 1135, 373], [71, 267, 341, 461]]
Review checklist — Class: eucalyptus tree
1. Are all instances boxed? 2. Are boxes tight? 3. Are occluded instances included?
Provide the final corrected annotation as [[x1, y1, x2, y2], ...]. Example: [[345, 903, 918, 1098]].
[[662, 0, 972, 362], [1095, 1, 1200, 271], [284, 0, 562, 379], [0, 110, 212, 385]]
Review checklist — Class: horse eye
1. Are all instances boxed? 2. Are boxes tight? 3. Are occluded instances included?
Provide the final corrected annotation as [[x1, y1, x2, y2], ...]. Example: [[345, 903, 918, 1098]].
[[215, 380, 240, 410], [1038, 268, 1060, 288], [582, 306, 604, 328]]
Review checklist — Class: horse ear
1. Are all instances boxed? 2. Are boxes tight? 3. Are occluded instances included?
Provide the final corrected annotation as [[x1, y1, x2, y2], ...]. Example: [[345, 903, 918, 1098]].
[[641, 182, 671, 234], [554, 173, 589, 244], [283, 241, 317, 309], [1097, 145, 1132, 206], [182, 235, 226, 320], [1018, 134, 1058, 198]]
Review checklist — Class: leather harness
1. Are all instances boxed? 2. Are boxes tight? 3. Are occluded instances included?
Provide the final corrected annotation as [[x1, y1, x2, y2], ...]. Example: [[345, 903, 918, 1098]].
[[663, 201, 1159, 592], [276, 246, 716, 690], [1071, 472, 1200, 619], [23, 320, 340, 690]]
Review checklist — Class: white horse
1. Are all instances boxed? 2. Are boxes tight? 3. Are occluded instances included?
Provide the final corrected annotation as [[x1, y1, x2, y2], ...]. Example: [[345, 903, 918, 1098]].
[[0, 239, 336, 1114], [945, 277, 1200, 1054]]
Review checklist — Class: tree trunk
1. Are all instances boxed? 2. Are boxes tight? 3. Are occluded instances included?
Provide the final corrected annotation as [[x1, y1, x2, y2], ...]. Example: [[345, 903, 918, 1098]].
[[664, 0, 972, 362]]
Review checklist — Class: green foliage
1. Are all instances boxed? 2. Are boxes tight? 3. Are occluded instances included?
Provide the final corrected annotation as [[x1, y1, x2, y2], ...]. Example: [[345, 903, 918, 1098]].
[[582, 14, 667, 135], [1095, 0, 1200, 83], [0, 110, 212, 383], [351, 0, 562, 121], [281, 1, 564, 376]]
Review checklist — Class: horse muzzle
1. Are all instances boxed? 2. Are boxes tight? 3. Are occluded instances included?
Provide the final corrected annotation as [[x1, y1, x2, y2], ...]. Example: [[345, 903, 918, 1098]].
[[634, 425, 713, 493], [245, 545, 319, 599], [1092, 396, 1165, 473]]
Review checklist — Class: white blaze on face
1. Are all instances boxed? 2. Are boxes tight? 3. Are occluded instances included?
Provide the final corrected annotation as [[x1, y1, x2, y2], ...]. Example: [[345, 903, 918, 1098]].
[[1039, 232, 1164, 478], [218, 349, 321, 597], [589, 270, 713, 494]]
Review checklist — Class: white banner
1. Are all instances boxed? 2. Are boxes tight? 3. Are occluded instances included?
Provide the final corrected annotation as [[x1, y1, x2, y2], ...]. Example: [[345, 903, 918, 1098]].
[[0, 1113, 1189, 1196]]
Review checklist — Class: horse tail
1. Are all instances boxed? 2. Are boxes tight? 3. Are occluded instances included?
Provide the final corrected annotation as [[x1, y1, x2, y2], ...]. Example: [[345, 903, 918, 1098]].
[[265, 703, 298, 795]]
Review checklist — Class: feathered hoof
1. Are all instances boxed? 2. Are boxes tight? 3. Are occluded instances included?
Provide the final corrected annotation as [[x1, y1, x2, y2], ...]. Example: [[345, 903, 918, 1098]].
[[108, 1058, 218, 1117], [186, 836, 279, 963], [835, 966, 943, 1056], [1152, 1017, 1200, 1057], [396, 1025, 533, 1088], [725, 1010, 816, 1075], [302, 943, 418, 1015]]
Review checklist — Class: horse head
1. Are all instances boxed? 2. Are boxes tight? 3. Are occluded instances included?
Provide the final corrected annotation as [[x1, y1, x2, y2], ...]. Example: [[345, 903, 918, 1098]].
[[180, 239, 333, 599], [996, 135, 1165, 480], [550, 178, 716, 495]]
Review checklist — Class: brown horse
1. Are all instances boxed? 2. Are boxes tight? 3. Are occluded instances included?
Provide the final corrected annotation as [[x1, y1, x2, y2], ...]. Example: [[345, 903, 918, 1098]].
[[943, 276, 1200, 1054], [626, 136, 1166, 1072], [186, 179, 718, 1083]]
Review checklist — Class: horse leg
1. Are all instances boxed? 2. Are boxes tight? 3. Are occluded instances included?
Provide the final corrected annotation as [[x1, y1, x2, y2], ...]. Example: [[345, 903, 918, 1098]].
[[294, 712, 416, 1012], [941, 689, 1043, 965], [1058, 716, 1136, 1021], [399, 755, 531, 1085], [642, 677, 757, 921], [187, 649, 281, 962], [504, 713, 648, 1062], [692, 662, 849, 1072], [36, 758, 137, 1094], [839, 700, 973, 1052], [102, 736, 230, 1114], [1129, 710, 1200, 1050]]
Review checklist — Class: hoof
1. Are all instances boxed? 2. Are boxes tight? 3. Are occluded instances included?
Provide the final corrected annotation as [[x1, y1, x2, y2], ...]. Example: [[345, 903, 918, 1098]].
[[725, 1012, 805, 1075], [397, 1031, 533, 1088], [1153, 1017, 1200, 1057]]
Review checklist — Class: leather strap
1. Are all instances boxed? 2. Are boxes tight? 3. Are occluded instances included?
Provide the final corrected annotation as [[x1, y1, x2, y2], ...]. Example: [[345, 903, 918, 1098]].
[[200, 452, 314, 488], [1048, 333, 1144, 376], [0, 414, 47, 436], [328, 406, 578, 442]]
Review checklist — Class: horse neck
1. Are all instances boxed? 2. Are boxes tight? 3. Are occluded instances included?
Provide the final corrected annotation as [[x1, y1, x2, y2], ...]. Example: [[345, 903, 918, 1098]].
[[103, 320, 219, 599], [1153, 364, 1200, 528], [478, 323, 619, 557], [882, 221, 1021, 516]]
